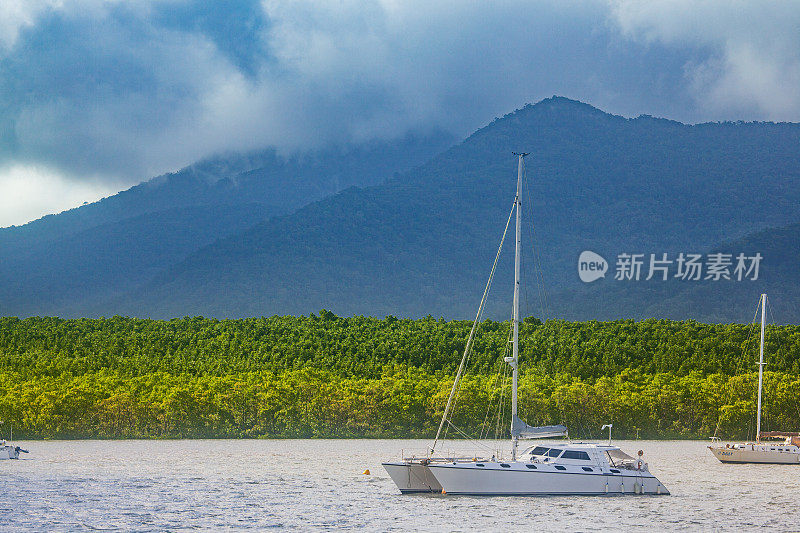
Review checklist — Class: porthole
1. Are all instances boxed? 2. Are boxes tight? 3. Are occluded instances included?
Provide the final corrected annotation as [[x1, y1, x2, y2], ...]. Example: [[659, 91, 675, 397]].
[[500, 463, 511, 468], [554, 465, 566, 471], [526, 464, 537, 469]]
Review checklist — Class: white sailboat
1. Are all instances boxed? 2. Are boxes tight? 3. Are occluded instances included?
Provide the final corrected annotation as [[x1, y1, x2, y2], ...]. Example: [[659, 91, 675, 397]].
[[383, 154, 670, 495], [709, 294, 800, 464]]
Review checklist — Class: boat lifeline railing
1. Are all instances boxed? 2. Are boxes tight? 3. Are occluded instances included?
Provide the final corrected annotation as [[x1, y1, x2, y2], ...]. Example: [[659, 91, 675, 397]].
[[402, 456, 491, 464], [400, 448, 503, 463]]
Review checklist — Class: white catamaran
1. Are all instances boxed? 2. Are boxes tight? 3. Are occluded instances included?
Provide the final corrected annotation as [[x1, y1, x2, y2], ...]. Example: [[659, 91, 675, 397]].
[[709, 294, 800, 464], [383, 154, 670, 496]]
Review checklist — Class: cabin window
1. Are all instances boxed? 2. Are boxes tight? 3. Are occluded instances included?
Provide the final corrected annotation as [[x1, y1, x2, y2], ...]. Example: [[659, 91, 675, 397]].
[[546, 449, 563, 458], [531, 447, 549, 456], [582, 467, 593, 472], [475, 463, 484, 467], [561, 450, 591, 461], [526, 464, 537, 469], [500, 463, 511, 468], [554, 465, 567, 470], [610, 469, 620, 474]]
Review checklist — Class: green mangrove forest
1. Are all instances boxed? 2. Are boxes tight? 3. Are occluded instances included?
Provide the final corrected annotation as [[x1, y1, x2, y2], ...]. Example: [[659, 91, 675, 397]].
[[1, 313, 799, 440]]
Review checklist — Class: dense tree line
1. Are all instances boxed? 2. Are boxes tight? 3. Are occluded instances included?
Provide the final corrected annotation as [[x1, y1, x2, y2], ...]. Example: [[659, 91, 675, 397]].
[[0, 314, 798, 440], [3, 314, 798, 378]]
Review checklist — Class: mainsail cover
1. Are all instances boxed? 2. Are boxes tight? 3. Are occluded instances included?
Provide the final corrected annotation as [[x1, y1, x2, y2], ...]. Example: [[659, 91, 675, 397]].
[[511, 415, 568, 439]]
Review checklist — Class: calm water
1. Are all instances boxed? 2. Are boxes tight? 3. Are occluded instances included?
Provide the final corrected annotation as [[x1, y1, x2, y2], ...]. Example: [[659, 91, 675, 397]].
[[2, 439, 799, 531]]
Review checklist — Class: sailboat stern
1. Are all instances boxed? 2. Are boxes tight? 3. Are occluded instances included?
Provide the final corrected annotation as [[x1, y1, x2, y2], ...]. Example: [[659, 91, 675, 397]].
[[382, 461, 443, 493]]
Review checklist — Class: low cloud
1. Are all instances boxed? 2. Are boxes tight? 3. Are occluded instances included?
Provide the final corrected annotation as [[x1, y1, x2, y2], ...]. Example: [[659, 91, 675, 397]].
[[610, 0, 800, 120], [0, 164, 120, 227], [0, 0, 798, 226]]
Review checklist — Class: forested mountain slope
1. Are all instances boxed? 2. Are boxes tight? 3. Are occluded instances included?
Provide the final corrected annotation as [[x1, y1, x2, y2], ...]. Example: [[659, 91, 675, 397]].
[[0, 131, 454, 316], [552, 222, 800, 323], [121, 97, 800, 320]]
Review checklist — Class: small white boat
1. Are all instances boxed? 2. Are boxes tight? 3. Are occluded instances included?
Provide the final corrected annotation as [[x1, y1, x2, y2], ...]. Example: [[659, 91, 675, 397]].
[[0, 422, 28, 460], [0, 439, 27, 460], [709, 295, 800, 464], [384, 154, 669, 496]]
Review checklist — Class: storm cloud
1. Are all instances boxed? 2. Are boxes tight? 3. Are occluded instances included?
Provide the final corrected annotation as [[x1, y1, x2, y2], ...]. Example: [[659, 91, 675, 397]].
[[1, 0, 799, 225]]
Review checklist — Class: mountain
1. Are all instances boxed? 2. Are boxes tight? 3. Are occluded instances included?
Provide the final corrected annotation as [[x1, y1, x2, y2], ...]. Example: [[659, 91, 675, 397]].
[[108, 97, 800, 321], [0, 131, 455, 316], [552, 222, 800, 323]]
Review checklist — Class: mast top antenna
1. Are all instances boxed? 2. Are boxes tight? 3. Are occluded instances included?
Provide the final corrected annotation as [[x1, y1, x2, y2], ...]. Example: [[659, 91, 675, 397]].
[[512, 152, 529, 157]]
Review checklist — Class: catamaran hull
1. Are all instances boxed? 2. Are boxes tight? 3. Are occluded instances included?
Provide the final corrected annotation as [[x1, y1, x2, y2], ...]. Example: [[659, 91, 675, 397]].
[[427, 463, 669, 496], [383, 462, 443, 493], [710, 447, 800, 464]]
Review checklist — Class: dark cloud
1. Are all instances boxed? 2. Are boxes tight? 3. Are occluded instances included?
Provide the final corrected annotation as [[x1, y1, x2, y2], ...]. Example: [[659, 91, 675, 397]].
[[0, 0, 798, 200], [0, 2, 222, 178], [152, 0, 271, 77]]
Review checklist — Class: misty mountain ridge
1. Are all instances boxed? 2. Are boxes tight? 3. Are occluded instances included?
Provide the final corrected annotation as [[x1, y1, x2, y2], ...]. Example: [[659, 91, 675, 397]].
[[0, 130, 455, 315], [1, 96, 799, 322], [1, 130, 454, 249]]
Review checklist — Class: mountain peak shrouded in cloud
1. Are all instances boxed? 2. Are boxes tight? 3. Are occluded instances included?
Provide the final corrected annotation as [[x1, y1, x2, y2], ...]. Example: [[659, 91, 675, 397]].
[[2, 97, 798, 321], [1, 0, 800, 226]]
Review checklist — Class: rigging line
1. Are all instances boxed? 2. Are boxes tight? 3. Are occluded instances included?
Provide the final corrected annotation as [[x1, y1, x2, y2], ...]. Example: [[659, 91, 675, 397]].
[[520, 162, 536, 323], [521, 162, 537, 319], [762, 296, 775, 432], [520, 164, 533, 322], [745, 297, 765, 437], [766, 295, 777, 326], [494, 366, 510, 443], [482, 324, 513, 440], [490, 364, 505, 440], [522, 161, 550, 322], [449, 246, 503, 421], [479, 376, 495, 440], [480, 358, 505, 439], [494, 375, 508, 442], [442, 230, 509, 444], [494, 308, 515, 444], [431, 198, 516, 454], [484, 366, 503, 440], [444, 420, 496, 452], [730, 301, 760, 395], [488, 318, 510, 442], [448, 292, 498, 438], [489, 330, 514, 440], [716, 310, 758, 438], [765, 296, 781, 366]]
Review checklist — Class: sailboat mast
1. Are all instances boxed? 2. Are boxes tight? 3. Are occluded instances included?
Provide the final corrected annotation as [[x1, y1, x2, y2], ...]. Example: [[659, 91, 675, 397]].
[[756, 293, 766, 442], [510, 152, 527, 461]]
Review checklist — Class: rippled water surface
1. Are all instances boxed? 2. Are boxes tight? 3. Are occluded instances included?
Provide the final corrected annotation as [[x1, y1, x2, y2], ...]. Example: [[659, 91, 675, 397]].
[[2, 439, 800, 531]]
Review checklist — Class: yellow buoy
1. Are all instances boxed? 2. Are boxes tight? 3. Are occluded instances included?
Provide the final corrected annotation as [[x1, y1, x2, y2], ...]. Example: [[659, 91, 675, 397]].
[[362, 469, 370, 475], [441, 489, 446, 494]]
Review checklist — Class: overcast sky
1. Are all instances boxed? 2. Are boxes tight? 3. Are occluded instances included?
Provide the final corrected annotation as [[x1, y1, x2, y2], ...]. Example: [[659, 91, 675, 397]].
[[1, 0, 799, 227]]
